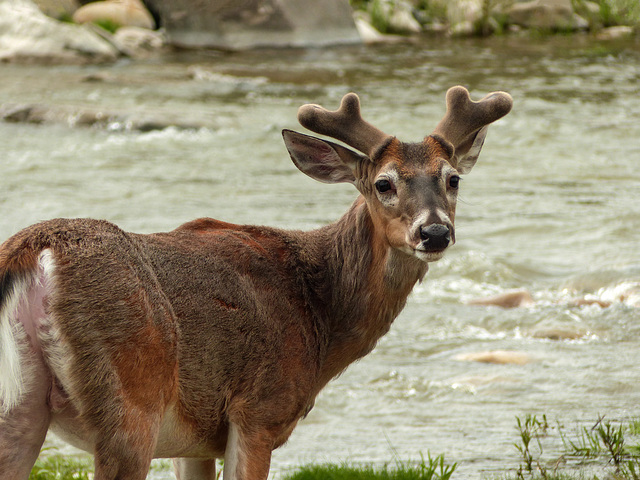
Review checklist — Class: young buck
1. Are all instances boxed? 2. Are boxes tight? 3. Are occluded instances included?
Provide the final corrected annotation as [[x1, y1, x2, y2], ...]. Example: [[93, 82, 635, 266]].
[[0, 86, 512, 480]]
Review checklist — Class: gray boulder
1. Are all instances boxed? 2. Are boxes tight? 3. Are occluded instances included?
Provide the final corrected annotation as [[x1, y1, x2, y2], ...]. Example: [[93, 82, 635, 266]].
[[31, 0, 80, 19], [507, 0, 588, 31], [144, 0, 361, 49], [0, 0, 119, 63]]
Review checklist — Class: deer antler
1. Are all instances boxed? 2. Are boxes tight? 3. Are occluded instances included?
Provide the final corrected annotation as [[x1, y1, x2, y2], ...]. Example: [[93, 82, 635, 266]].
[[432, 86, 513, 155], [297, 93, 393, 159]]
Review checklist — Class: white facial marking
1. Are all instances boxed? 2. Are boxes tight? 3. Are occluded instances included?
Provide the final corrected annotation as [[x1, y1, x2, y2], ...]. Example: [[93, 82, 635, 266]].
[[375, 170, 400, 208], [434, 208, 451, 226]]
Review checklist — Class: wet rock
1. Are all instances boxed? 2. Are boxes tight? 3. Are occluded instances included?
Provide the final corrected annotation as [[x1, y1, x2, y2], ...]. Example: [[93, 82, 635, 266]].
[[112, 25, 165, 57], [454, 350, 532, 365], [144, 0, 360, 49], [596, 25, 635, 40], [447, 0, 483, 34], [353, 11, 411, 44], [573, 0, 601, 27], [354, 15, 387, 43], [73, 0, 156, 30], [450, 20, 475, 36], [507, 0, 588, 31], [373, 0, 422, 34], [0, 0, 119, 63]]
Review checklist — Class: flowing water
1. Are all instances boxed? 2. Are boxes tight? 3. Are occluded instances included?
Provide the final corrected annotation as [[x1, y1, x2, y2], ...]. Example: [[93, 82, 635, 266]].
[[1, 35, 639, 478]]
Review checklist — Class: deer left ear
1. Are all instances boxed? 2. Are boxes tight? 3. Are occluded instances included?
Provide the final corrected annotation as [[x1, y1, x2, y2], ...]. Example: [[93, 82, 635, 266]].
[[282, 129, 365, 185], [454, 125, 488, 175]]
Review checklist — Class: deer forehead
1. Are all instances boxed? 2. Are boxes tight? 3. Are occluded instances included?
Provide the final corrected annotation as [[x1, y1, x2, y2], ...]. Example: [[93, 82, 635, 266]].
[[373, 136, 454, 180]]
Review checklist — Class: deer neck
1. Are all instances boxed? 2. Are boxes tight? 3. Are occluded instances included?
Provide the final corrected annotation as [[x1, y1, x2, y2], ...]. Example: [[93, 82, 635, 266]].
[[307, 196, 428, 387]]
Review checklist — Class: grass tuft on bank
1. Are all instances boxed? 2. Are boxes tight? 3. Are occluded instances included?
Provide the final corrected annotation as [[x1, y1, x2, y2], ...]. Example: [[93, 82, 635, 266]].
[[283, 454, 457, 480], [29, 451, 93, 480]]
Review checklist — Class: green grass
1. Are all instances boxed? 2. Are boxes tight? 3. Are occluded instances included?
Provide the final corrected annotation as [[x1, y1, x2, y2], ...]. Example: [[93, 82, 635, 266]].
[[283, 454, 457, 480], [28, 455, 173, 479], [597, 0, 640, 26], [28, 452, 456, 480], [29, 452, 93, 480], [512, 414, 640, 480], [92, 19, 121, 34]]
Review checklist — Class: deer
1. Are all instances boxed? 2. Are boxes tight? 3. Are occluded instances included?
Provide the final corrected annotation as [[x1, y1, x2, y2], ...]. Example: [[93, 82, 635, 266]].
[[0, 86, 512, 480]]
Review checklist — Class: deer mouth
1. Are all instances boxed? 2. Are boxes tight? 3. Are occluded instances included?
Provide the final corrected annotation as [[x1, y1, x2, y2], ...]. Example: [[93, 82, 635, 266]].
[[414, 246, 447, 263]]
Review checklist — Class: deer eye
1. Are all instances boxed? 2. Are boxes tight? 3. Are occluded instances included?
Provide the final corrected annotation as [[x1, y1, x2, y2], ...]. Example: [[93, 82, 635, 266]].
[[375, 179, 394, 193], [448, 175, 461, 189]]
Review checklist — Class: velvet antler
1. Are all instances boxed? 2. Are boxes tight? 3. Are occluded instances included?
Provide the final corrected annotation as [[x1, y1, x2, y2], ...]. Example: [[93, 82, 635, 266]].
[[297, 93, 393, 159], [432, 86, 513, 172]]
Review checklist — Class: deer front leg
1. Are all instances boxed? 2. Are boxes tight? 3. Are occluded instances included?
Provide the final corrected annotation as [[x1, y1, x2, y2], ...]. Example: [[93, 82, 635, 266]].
[[93, 425, 157, 480], [173, 458, 216, 480], [223, 422, 272, 480], [90, 392, 167, 480]]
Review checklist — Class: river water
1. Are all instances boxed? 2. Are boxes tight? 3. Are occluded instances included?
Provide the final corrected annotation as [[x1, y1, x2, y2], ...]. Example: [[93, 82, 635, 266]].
[[1, 35, 639, 479]]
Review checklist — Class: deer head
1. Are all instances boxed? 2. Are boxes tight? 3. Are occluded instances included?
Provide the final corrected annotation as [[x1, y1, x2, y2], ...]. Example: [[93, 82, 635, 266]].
[[282, 86, 512, 262]]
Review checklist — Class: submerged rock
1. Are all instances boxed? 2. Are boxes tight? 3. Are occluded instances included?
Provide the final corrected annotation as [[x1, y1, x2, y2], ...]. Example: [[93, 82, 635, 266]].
[[0, 103, 209, 131], [454, 350, 533, 365], [530, 328, 589, 341], [0, 0, 118, 63], [467, 290, 535, 309]]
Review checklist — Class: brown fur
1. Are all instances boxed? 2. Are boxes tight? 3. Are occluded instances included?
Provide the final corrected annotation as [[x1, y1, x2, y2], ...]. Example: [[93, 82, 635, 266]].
[[0, 87, 512, 480]]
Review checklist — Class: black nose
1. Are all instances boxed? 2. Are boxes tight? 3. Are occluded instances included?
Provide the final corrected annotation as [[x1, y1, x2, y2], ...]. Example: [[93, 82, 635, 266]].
[[420, 224, 451, 250]]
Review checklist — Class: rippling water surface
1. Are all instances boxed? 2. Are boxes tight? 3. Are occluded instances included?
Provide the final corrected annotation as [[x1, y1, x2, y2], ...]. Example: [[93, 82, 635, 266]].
[[1, 35, 639, 479]]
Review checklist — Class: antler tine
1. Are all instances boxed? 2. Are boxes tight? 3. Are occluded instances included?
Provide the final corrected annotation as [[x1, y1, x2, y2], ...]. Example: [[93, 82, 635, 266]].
[[433, 86, 513, 151], [297, 93, 393, 158]]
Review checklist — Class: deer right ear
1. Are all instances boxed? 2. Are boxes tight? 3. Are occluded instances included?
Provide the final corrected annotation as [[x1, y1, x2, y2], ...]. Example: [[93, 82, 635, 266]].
[[282, 130, 365, 185]]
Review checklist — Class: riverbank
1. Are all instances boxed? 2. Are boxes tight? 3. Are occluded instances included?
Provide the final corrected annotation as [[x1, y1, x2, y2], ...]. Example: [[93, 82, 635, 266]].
[[1, 0, 639, 64], [29, 414, 640, 480], [350, 0, 640, 40]]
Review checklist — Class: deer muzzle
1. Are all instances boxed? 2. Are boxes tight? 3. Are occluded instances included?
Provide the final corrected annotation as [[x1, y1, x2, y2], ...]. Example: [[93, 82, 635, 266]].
[[420, 223, 451, 252]]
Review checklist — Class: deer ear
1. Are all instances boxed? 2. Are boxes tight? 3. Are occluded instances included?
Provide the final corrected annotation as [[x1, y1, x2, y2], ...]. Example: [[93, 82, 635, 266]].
[[454, 125, 488, 175], [282, 129, 364, 185]]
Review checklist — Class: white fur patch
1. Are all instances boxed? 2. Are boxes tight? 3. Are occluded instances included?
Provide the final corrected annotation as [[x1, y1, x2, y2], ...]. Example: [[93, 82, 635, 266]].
[[0, 276, 30, 413], [0, 249, 57, 414], [223, 423, 243, 480], [410, 211, 430, 236], [38, 249, 56, 286]]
